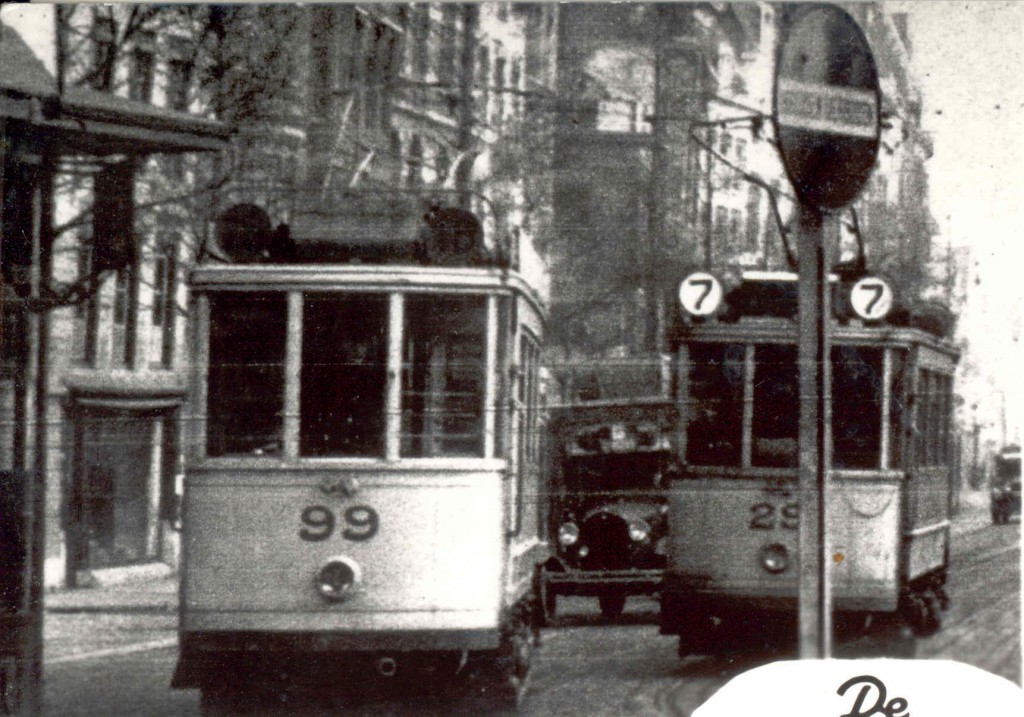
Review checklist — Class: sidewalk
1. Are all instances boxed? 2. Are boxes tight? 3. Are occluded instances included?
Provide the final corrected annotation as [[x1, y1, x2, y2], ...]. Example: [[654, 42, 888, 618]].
[[45, 563, 178, 614], [43, 490, 997, 615]]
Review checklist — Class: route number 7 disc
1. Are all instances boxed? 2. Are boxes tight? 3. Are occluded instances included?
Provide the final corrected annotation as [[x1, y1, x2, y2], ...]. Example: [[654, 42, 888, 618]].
[[849, 276, 893, 321], [679, 272, 723, 317]]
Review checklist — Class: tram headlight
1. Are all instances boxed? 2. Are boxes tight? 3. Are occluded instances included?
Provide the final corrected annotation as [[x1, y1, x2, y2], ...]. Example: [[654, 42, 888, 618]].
[[558, 522, 580, 547], [628, 520, 651, 543], [759, 543, 789, 574], [314, 556, 362, 602]]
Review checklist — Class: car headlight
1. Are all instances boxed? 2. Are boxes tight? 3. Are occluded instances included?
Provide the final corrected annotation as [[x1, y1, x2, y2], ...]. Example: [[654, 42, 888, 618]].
[[759, 543, 789, 574], [628, 520, 650, 543], [558, 522, 580, 547], [314, 556, 362, 602]]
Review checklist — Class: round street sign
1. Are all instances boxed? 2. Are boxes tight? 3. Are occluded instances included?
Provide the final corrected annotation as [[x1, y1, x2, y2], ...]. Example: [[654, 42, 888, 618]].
[[773, 5, 881, 209], [679, 271, 723, 317], [849, 275, 893, 321]]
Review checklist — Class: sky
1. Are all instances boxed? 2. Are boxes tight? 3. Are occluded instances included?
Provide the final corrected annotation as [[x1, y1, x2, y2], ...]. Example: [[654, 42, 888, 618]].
[[888, 1, 1023, 444]]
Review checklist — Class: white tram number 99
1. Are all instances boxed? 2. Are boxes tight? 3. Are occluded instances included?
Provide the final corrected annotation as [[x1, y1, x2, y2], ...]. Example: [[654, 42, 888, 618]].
[[299, 505, 380, 542], [749, 501, 799, 530]]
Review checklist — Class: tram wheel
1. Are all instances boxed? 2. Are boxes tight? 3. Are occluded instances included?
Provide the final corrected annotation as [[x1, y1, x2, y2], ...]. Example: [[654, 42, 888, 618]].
[[478, 612, 533, 712], [543, 588, 557, 623], [200, 687, 255, 717], [921, 590, 943, 635], [598, 593, 626, 621]]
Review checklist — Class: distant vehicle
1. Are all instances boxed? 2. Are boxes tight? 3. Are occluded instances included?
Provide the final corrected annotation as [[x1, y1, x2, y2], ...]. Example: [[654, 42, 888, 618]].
[[541, 398, 674, 621], [991, 447, 1021, 524]]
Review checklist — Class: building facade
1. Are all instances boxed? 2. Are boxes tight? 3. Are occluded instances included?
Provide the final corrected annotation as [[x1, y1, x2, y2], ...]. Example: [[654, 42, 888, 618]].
[[549, 2, 942, 361]]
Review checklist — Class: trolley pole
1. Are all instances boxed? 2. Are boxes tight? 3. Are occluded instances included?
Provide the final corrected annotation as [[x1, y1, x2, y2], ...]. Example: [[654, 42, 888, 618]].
[[796, 204, 831, 658]]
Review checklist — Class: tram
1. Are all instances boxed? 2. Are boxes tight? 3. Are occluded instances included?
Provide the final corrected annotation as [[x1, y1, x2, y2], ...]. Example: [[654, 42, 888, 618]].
[[171, 200, 549, 712], [660, 271, 959, 655]]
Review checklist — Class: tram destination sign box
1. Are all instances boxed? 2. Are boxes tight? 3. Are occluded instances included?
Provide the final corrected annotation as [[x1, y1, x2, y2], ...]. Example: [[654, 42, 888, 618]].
[[773, 5, 881, 209]]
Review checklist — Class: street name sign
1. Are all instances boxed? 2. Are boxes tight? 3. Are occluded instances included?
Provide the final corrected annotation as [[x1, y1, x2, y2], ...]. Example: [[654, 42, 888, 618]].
[[774, 5, 881, 209]]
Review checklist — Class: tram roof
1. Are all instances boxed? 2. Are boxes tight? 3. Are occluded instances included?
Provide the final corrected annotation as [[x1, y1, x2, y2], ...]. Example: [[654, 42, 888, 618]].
[[677, 317, 960, 358], [190, 263, 548, 315]]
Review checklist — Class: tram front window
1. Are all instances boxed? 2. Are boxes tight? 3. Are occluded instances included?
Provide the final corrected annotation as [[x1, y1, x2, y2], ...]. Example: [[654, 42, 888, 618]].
[[207, 293, 287, 456], [752, 344, 799, 467], [300, 295, 388, 457], [402, 295, 487, 457], [686, 343, 744, 466], [832, 346, 883, 469]]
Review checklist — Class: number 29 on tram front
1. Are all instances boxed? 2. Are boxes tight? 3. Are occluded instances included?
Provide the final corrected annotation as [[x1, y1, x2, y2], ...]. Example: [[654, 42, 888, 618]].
[[172, 208, 549, 712]]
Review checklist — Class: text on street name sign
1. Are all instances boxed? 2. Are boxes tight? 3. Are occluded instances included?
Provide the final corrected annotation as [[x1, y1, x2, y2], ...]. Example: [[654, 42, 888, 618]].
[[777, 78, 877, 139]]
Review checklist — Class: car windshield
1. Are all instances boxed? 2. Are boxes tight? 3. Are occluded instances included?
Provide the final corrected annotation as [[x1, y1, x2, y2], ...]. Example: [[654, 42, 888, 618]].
[[995, 455, 1021, 483], [564, 453, 665, 495]]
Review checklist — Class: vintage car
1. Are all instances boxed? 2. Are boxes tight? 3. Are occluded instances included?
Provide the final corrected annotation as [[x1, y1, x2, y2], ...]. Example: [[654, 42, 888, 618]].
[[991, 447, 1021, 524], [541, 398, 675, 620]]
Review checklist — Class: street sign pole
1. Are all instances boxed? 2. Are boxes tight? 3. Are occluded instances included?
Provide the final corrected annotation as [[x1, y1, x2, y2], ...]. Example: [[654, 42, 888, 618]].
[[773, 4, 881, 661], [795, 204, 831, 659]]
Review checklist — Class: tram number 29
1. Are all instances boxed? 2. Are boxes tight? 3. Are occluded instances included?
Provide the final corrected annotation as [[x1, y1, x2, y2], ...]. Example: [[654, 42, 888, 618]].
[[749, 502, 799, 530], [299, 505, 379, 542]]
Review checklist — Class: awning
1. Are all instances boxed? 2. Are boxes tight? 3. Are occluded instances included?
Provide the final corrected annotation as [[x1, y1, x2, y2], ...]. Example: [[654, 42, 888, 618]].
[[1, 21, 230, 155]]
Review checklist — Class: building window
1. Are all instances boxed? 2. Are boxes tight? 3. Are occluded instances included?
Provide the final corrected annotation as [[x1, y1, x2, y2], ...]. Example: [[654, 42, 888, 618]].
[[729, 209, 742, 248], [714, 205, 728, 244], [438, 4, 459, 84], [405, 135, 423, 188], [494, 55, 507, 125], [745, 184, 761, 252], [510, 60, 523, 118], [128, 34, 155, 103], [75, 242, 99, 366], [112, 261, 138, 368], [735, 137, 747, 167], [719, 130, 732, 157], [434, 146, 450, 185], [89, 12, 117, 91], [477, 44, 491, 123], [413, 5, 431, 79], [151, 242, 177, 368], [166, 58, 192, 112], [310, 6, 336, 118], [354, 9, 402, 129], [113, 267, 130, 326]]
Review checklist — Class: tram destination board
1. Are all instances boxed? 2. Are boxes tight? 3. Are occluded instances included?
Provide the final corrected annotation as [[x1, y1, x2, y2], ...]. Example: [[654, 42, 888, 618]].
[[773, 4, 881, 209]]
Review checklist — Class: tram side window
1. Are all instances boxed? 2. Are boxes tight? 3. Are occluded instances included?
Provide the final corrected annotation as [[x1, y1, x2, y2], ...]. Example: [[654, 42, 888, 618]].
[[888, 349, 909, 469], [207, 293, 287, 456], [686, 343, 743, 467], [300, 295, 388, 457], [401, 295, 487, 457], [832, 346, 883, 469], [751, 344, 799, 467], [920, 371, 953, 466]]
